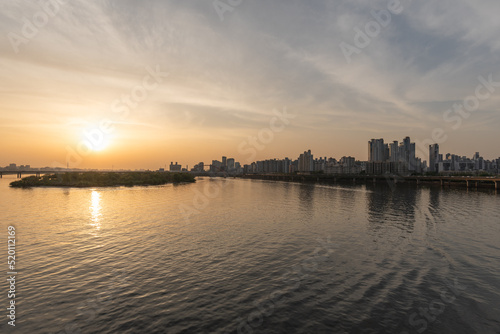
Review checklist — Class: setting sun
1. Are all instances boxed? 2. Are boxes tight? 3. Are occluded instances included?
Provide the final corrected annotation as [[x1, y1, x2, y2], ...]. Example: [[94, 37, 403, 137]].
[[81, 127, 112, 152]]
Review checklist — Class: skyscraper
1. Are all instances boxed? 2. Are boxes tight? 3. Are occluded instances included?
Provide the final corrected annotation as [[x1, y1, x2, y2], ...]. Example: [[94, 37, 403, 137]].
[[368, 140, 374, 162], [409, 142, 416, 171], [429, 144, 440, 172], [368, 139, 387, 162], [227, 158, 235, 170], [389, 141, 399, 162], [298, 150, 313, 172], [403, 136, 411, 163]]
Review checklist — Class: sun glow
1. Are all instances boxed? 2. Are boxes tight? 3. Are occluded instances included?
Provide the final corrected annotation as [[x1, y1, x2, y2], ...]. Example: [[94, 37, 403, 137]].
[[91, 138, 111, 152], [82, 127, 113, 152]]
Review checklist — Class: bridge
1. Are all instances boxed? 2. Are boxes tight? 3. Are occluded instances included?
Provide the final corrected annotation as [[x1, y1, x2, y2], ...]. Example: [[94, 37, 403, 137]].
[[0, 167, 226, 179], [1, 170, 52, 178], [242, 174, 500, 190], [0, 169, 142, 179], [0, 169, 227, 179]]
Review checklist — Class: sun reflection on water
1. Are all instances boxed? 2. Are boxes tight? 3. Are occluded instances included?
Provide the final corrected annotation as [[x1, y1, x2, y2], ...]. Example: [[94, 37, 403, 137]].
[[90, 190, 102, 230]]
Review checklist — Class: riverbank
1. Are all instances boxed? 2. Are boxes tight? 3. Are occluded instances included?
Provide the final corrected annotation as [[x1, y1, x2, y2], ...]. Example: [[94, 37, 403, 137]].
[[9, 172, 195, 188], [241, 174, 500, 189]]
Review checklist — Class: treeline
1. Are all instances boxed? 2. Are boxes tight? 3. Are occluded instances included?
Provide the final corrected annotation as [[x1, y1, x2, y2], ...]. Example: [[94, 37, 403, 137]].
[[10, 172, 195, 188]]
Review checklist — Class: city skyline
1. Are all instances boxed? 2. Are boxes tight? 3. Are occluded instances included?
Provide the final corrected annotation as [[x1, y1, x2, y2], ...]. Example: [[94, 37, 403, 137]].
[[2, 1, 500, 170], [3, 135, 499, 174]]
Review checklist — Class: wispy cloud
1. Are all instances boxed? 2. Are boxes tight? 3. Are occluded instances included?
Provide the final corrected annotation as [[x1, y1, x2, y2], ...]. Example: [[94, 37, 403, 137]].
[[1, 0, 499, 168]]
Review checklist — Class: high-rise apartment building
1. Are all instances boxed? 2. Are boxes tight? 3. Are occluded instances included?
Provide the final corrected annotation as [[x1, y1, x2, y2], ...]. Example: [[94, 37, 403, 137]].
[[227, 158, 235, 170], [389, 141, 399, 162], [429, 144, 440, 172], [298, 150, 313, 172], [367, 137, 420, 174], [368, 139, 387, 162]]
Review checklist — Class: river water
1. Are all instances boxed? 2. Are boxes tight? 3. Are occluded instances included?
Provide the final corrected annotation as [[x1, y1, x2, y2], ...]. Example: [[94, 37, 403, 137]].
[[1, 176, 499, 333]]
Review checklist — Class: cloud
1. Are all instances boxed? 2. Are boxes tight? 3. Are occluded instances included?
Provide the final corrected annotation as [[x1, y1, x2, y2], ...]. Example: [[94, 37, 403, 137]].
[[0, 0, 499, 166]]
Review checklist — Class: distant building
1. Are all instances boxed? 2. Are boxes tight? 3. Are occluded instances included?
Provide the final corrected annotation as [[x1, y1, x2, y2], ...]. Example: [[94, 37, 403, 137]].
[[367, 137, 419, 174], [429, 144, 440, 172], [211, 160, 222, 172], [191, 162, 205, 172], [169, 162, 182, 172], [368, 139, 387, 162], [227, 158, 235, 171], [221, 156, 227, 170], [325, 156, 361, 174], [298, 150, 313, 172], [389, 141, 399, 162]]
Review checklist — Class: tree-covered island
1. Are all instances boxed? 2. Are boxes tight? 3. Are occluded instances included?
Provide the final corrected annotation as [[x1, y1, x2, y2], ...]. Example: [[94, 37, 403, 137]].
[[10, 172, 195, 188]]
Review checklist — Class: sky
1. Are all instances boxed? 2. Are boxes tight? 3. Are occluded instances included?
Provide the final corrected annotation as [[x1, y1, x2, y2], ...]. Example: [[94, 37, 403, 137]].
[[1, 0, 499, 170]]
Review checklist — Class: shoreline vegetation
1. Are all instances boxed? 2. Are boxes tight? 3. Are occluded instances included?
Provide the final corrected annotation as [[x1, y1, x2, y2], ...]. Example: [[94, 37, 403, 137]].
[[9, 172, 195, 188]]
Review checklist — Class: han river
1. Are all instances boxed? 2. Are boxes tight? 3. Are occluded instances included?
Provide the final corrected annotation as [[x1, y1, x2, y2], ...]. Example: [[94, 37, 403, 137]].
[[1, 176, 499, 334]]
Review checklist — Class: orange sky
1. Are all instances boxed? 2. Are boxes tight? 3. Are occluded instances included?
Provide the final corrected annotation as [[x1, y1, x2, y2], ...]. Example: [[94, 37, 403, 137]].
[[1, 1, 499, 170]]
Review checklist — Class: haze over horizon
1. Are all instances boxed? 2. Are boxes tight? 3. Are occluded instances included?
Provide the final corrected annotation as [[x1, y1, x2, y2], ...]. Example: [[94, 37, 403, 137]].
[[1, 0, 499, 170]]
